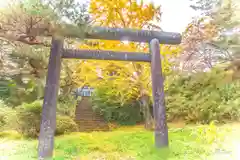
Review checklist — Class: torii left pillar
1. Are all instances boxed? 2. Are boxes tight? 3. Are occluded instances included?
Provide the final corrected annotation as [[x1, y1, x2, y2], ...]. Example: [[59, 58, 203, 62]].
[[38, 37, 63, 159]]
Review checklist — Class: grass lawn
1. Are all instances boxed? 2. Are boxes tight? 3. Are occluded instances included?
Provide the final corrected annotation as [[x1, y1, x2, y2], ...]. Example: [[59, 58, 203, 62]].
[[0, 124, 240, 160]]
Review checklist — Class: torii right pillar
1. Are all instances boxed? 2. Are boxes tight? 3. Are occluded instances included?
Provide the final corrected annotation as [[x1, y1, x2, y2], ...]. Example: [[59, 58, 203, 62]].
[[150, 38, 168, 148]]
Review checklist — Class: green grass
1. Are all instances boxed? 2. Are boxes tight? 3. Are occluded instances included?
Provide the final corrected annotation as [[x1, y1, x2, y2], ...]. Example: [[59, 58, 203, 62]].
[[0, 124, 239, 160]]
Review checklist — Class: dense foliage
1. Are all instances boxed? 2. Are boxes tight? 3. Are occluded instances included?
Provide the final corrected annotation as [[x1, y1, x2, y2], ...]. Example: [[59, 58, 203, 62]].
[[0, 0, 87, 138], [91, 81, 144, 125], [166, 69, 240, 123], [55, 115, 79, 135], [0, 102, 18, 131], [16, 101, 78, 138], [0, 78, 44, 107], [16, 101, 42, 137], [2, 67, 239, 136], [0, 97, 78, 138], [91, 68, 240, 124]]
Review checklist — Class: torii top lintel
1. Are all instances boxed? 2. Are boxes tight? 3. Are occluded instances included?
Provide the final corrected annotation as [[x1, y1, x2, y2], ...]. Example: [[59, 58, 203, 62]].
[[85, 27, 182, 44]]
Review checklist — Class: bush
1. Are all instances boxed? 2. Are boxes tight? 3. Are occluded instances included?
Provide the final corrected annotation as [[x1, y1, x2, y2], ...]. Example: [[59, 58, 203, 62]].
[[56, 115, 78, 135], [79, 68, 240, 124], [87, 68, 240, 125], [0, 105, 18, 131], [17, 100, 78, 138], [165, 69, 240, 124], [16, 100, 42, 137], [91, 83, 143, 125]]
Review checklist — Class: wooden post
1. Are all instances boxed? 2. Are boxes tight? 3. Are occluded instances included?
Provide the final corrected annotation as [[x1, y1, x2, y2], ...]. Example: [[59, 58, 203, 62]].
[[38, 37, 63, 159], [150, 38, 169, 148]]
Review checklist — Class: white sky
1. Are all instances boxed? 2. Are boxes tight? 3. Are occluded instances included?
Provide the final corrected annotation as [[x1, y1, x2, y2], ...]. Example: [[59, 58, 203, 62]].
[[0, 0, 199, 33], [0, 1, 8, 8], [151, 0, 199, 32]]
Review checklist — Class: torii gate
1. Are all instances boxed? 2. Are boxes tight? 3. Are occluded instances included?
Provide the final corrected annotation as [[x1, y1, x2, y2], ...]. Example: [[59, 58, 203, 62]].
[[38, 26, 182, 159]]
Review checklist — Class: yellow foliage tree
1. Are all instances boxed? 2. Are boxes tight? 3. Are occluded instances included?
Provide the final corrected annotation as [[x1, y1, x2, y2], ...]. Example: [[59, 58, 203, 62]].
[[72, 0, 181, 128]]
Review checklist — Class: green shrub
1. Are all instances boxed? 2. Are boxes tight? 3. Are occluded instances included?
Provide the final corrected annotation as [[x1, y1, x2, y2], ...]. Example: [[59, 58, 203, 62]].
[[0, 106, 18, 131], [91, 82, 143, 125], [17, 100, 78, 138], [88, 68, 240, 125], [16, 100, 42, 137], [56, 115, 78, 135], [166, 69, 240, 123]]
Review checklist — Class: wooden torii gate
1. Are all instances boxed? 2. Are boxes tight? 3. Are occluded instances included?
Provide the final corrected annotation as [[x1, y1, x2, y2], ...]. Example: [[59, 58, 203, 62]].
[[38, 26, 182, 159]]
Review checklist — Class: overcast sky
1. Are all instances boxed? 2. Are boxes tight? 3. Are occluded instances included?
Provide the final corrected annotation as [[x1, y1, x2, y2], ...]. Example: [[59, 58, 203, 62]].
[[151, 0, 199, 32], [0, 0, 199, 33]]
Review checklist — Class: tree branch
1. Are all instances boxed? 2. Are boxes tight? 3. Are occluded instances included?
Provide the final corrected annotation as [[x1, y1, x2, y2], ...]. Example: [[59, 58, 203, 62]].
[[0, 32, 51, 46]]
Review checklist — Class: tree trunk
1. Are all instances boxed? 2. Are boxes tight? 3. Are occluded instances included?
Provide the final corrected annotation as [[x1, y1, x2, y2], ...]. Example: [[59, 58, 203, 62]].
[[140, 92, 154, 130], [134, 63, 154, 130]]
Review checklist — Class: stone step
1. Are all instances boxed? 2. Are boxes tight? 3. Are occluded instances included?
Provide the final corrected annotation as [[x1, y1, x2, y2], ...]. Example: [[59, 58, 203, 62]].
[[76, 121, 108, 125], [77, 125, 109, 129], [76, 122, 108, 125], [75, 116, 103, 119], [78, 129, 109, 132], [75, 99, 109, 132], [75, 115, 101, 118], [75, 120, 104, 122], [75, 113, 100, 115], [77, 126, 109, 131], [75, 109, 94, 112], [75, 112, 102, 115], [76, 122, 108, 126], [75, 115, 104, 119]]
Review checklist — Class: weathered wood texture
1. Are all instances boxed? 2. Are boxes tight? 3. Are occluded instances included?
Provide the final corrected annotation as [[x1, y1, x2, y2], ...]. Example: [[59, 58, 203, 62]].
[[38, 37, 63, 159], [150, 39, 169, 148], [62, 49, 151, 62], [86, 27, 182, 44]]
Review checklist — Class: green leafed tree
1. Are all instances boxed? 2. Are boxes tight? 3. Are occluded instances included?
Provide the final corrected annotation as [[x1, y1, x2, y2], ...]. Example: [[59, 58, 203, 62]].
[[211, 0, 240, 57], [182, 0, 239, 73], [0, 0, 90, 106], [189, 0, 240, 58]]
